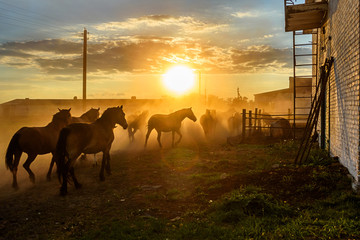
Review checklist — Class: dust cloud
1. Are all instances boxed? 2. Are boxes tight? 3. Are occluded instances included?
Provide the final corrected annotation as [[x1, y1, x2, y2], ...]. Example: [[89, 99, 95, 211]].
[[0, 94, 291, 190]]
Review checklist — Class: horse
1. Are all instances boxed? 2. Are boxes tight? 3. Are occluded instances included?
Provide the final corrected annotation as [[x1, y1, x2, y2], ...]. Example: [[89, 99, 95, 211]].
[[5, 108, 72, 189], [262, 112, 275, 126], [270, 118, 292, 139], [144, 108, 197, 148], [228, 111, 242, 135], [47, 108, 100, 180], [71, 107, 100, 123], [55, 106, 128, 196], [127, 110, 149, 142], [200, 109, 217, 139]]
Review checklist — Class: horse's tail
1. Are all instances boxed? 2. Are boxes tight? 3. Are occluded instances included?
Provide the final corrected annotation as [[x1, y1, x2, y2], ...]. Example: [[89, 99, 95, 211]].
[[5, 132, 21, 171], [55, 127, 70, 182]]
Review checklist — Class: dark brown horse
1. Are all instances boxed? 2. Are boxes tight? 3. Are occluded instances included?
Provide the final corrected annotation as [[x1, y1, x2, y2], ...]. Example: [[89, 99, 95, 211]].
[[270, 118, 292, 139], [128, 110, 149, 142], [71, 108, 100, 123], [5, 108, 72, 189], [47, 108, 100, 180], [144, 108, 197, 148], [55, 106, 128, 196], [200, 109, 217, 139]]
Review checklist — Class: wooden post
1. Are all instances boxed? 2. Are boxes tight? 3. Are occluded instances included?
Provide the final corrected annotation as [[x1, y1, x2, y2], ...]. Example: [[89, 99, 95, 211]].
[[83, 28, 87, 111], [258, 109, 262, 132], [288, 108, 291, 120], [254, 108, 258, 133], [249, 110, 252, 137], [242, 109, 246, 140]]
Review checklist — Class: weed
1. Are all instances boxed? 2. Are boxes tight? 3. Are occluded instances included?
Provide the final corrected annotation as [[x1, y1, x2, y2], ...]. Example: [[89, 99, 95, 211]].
[[166, 188, 182, 201], [210, 187, 294, 223]]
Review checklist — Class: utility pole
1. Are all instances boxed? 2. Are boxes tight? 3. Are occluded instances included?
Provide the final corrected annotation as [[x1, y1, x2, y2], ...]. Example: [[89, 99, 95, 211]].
[[83, 28, 87, 111]]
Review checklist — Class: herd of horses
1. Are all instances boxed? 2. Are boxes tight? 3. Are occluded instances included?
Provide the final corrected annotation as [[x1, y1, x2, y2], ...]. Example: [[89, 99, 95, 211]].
[[4, 106, 290, 195]]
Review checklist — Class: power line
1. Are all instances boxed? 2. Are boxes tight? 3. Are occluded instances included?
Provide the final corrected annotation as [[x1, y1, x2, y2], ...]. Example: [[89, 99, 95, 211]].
[[0, 0, 70, 26], [0, 1, 74, 34]]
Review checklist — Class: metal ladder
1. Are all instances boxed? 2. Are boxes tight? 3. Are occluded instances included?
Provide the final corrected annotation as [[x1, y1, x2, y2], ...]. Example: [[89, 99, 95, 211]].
[[292, 29, 319, 137], [295, 57, 334, 164]]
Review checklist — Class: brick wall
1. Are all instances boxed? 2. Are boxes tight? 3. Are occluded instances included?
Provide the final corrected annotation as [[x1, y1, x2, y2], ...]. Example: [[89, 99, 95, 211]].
[[318, 0, 360, 184]]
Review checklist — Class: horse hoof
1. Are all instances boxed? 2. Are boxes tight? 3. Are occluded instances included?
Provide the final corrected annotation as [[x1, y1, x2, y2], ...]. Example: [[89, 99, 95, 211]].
[[12, 184, 19, 190], [75, 183, 82, 189], [46, 175, 51, 181], [99, 175, 105, 181], [30, 175, 35, 183], [60, 188, 67, 196]]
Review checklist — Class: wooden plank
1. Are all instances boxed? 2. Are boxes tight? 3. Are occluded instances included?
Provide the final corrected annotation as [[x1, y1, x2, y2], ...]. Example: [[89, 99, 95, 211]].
[[284, 2, 327, 32], [287, 2, 328, 13]]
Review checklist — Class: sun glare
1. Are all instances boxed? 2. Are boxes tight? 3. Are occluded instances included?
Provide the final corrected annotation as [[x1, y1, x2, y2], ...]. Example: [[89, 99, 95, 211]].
[[162, 66, 195, 95]]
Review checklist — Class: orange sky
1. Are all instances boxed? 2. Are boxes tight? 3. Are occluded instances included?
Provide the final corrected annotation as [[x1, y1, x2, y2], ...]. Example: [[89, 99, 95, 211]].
[[0, 0, 305, 103]]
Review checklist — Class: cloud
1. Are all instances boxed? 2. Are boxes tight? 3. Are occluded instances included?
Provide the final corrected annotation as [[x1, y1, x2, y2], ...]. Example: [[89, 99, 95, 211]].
[[0, 49, 33, 58], [1, 39, 82, 55], [0, 10, 292, 76], [0, 37, 292, 75], [230, 45, 292, 73], [231, 11, 258, 18], [94, 15, 228, 35]]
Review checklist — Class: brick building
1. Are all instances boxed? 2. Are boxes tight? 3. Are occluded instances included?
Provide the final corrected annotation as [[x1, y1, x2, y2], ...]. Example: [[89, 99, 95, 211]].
[[284, 0, 360, 188]]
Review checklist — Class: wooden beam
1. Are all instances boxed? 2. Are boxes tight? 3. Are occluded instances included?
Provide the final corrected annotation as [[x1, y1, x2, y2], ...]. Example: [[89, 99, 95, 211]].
[[287, 2, 328, 14], [284, 1, 328, 32]]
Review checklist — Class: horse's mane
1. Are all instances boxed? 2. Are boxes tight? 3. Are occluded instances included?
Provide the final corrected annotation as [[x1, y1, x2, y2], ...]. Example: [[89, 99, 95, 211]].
[[169, 108, 189, 117], [52, 110, 69, 122], [96, 107, 123, 125], [80, 108, 98, 118], [80, 111, 89, 118]]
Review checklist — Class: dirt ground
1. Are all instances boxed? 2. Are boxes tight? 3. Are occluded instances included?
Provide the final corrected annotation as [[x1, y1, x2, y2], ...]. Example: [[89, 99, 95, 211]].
[[0, 137, 349, 239]]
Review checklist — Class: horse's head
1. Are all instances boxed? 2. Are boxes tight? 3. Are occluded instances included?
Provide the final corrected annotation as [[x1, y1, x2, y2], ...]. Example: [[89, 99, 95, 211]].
[[55, 108, 72, 126], [87, 108, 100, 122], [186, 107, 197, 122], [141, 110, 149, 118], [108, 106, 128, 129]]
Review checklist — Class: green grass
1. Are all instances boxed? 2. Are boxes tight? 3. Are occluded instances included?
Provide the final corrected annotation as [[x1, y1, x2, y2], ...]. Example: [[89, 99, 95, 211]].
[[75, 142, 360, 240], [78, 186, 360, 240]]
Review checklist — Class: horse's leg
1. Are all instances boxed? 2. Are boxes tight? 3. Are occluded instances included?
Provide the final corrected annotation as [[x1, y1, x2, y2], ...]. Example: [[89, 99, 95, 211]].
[[156, 130, 162, 148], [47, 153, 55, 181], [105, 152, 111, 176], [93, 154, 97, 166], [23, 153, 37, 183], [69, 167, 82, 189], [174, 130, 182, 146], [172, 131, 175, 148], [60, 160, 69, 196], [128, 127, 133, 142], [12, 151, 22, 189], [144, 128, 153, 148], [60, 152, 80, 195], [132, 128, 138, 141], [99, 151, 107, 181]]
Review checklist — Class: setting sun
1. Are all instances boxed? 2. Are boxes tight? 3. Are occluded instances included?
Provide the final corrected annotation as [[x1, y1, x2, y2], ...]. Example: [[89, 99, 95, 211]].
[[162, 66, 196, 95]]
